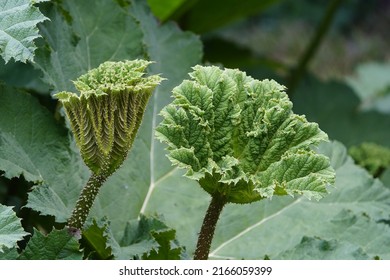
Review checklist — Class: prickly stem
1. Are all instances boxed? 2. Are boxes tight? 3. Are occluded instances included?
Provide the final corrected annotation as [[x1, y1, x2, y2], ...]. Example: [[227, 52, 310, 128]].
[[68, 172, 108, 230], [194, 194, 226, 260]]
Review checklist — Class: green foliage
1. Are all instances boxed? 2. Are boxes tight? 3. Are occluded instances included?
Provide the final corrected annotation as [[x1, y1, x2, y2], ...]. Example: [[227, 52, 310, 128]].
[[146, 0, 190, 21], [21, 0, 202, 236], [0, 0, 48, 63], [19, 228, 82, 260], [205, 142, 390, 259], [346, 62, 390, 114], [80, 219, 112, 259], [0, 84, 86, 222], [34, 0, 144, 93], [0, 0, 389, 261], [107, 215, 185, 260], [0, 204, 29, 252], [156, 65, 334, 203], [0, 246, 19, 260], [292, 77, 390, 148], [276, 236, 371, 260], [349, 142, 390, 176], [55, 60, 163, 176]]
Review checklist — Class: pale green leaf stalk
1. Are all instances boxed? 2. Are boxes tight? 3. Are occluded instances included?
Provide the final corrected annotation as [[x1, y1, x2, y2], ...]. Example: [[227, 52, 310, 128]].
[[55, 60, 163, 230], [156, 65, 335, 259]]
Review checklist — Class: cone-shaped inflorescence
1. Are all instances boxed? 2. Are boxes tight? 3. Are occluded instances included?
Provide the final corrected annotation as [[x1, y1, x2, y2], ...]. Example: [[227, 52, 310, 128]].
[[55, 60, 163, 229], [156, 65, 335, 259], [56, 60, 163, 177]]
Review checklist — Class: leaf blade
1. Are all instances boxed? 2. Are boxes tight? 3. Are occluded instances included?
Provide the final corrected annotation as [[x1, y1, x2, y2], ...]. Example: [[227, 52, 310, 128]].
[[0, 204, 29, 252], [0, 0, 48, 63], [19, 228, 82, 260]]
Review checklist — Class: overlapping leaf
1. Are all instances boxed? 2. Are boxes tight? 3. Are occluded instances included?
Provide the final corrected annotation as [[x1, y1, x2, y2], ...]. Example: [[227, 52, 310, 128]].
[[19, 228, 82, 260], [292, 77, 390, 148], [0, 204, 29, 252], [107, 215, 184, 260], [0, 0, 48, 63], [0, 85, 86, 221], [34, 0, 144, 93]]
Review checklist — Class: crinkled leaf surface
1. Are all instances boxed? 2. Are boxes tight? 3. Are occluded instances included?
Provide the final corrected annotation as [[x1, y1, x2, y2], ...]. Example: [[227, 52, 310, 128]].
[[0, 0, 48, 63], [19, 228, 82, 260], [0, 204, 29, 252], [156, 65, 334, 203]]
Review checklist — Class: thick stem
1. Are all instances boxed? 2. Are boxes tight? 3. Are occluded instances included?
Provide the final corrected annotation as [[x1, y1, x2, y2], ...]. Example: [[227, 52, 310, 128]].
[[68, 173, 107, 230], [194, 195, 227, 260]]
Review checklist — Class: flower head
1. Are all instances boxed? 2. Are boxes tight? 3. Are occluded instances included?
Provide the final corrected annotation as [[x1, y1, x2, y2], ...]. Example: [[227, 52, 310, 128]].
[[56, 60, 163, 175]]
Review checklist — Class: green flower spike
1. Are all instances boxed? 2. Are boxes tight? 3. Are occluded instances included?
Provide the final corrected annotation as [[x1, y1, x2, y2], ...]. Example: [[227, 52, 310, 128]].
[[55, 60, 163, 230], [156, 65, 335, 259]]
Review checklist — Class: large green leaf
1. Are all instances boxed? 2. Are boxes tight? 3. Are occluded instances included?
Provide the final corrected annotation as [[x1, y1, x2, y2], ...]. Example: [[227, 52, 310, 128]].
[[0, 204, 29, 252], [35, 0, 144, 93], [0, 0, 48, 63], [19, 228, 82, 260], [275, 236, 371, 260], [292, 77, 390, 148], [0, 85, 87, 222]]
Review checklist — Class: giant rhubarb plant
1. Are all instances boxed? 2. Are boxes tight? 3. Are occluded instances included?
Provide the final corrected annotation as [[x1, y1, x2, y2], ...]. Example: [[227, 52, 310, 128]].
[[156, 65, 335, 259], [55, 60, 163, 230]]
